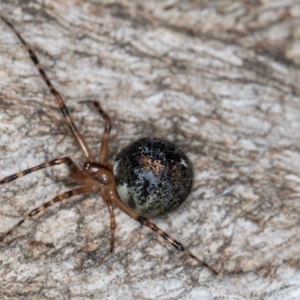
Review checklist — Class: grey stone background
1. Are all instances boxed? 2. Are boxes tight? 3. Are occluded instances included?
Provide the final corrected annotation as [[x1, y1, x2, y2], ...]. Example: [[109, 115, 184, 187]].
[[0, 0, 300, 299]]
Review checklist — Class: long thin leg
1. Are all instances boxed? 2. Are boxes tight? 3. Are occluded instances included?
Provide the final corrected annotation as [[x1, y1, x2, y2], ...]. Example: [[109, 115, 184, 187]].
[[94, 101, 112, 163], [0, 186, 95, 242], [106, 200, 116, 253], [81, 101, 112, 162], [0, 17, 94, 161], [137, 216, 217, 274], [0, 157, 86, 185], [108, 190, 218, 274]]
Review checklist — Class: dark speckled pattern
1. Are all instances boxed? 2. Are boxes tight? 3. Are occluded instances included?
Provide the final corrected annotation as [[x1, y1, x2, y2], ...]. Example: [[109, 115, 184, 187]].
[[113, 138, 193, 218]]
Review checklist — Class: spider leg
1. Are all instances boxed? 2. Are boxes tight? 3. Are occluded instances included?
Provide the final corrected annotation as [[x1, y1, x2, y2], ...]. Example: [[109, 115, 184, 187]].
[[80, 101, 112, 162], [0, 157, 86, 185], [0, 186, 95, 242], [108, 190, 218, 274], [0, 17, 94, 161], [106, 200, 116, 253], [137, 216, 217, 274], [83, 161, 116, 252]]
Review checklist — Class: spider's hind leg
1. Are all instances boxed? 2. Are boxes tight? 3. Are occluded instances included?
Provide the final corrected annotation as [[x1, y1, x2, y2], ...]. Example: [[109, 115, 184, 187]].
[[137, 216, 218, 274], [107, 189, 219, 274]]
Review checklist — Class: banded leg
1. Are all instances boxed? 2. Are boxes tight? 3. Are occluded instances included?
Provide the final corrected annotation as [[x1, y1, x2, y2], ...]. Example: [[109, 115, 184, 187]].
[[0, 186, 94, 242], [137, 216, 217, 274], [0, 17, 93, 161], [81, 101, 112, 162], [0, 157, 86, 185], [106, 200, 116, 253], [108, 190, 218, 274]]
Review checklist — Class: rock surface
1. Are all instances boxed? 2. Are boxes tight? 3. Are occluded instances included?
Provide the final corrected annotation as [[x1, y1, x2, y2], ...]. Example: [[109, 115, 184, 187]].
[[0, 1, 300, 299]]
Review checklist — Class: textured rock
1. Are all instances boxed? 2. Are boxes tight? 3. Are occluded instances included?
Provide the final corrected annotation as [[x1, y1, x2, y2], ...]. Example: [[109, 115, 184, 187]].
[[0, 1, 300, 299]]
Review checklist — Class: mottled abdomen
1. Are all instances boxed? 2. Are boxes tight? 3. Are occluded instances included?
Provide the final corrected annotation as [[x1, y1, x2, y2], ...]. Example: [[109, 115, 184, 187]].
[[113, 137, 193, 218]]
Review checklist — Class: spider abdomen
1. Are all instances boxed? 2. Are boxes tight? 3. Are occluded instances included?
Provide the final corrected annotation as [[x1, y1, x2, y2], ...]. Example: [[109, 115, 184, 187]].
[[113, 137, 193, 218]]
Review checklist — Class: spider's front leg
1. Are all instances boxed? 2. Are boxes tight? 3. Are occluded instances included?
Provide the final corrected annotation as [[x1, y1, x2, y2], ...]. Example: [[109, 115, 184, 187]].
[[80, 101, 112, 163], [0, 157, 85, 185], [1, 16, 94, 161]]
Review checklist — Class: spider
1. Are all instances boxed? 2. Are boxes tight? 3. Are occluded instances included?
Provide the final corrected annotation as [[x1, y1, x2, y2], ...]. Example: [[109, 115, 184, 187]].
[[0, 17, 217, 274]]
